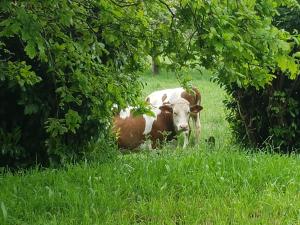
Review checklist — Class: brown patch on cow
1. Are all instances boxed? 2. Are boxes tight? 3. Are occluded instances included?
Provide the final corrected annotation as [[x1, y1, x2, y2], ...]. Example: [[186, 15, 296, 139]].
[[181, 87, 201, 106], [181, 87, 203, 121], [113, 113, 146, 150], [159, 104, 173, 113], [113, 107, 178, 150], [150, 109, 176, 148], [161, 93, 167, 102]]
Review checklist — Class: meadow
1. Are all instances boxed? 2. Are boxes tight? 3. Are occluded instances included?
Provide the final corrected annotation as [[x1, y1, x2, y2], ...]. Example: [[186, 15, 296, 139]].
[[1, 70, 300, 224]]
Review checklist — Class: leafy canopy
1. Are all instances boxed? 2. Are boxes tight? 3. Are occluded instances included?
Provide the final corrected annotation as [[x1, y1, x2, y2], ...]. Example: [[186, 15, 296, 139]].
[[159, 0, 300, 88]]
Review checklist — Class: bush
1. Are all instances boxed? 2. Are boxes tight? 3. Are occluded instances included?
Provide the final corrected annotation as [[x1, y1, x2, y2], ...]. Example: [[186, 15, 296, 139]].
[[224, 75, 300, 152], [224, 3, 300, 152], [0, 1, 151, 167]]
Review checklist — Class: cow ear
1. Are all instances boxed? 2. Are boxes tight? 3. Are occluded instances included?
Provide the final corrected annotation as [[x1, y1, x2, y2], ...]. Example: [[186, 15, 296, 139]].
[[190, 105, 203, 113], [159, 105, 173, 113]]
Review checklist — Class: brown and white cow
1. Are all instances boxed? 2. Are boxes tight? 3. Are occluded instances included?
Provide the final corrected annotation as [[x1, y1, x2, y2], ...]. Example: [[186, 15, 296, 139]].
[[113, 99, 202, 150], [146, 87, 203, 145]]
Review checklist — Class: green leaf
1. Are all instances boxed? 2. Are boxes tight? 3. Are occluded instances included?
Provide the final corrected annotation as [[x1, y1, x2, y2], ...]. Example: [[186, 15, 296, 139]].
[[288, 60, 298, 79], [276, 55, 289, 71], [277, 40, 291, 52], [24, 104, 39, 115], [276, 55, 298, 79], [45, 118, 68, 137], [1, 202, 7, 220], [223, 32, 234, 41], [292, 52, 300, 58], [65, 109, 82, 133], [60, 10, 74, 26], [10, 21, 21, 34], [24, 41, 36, 59]]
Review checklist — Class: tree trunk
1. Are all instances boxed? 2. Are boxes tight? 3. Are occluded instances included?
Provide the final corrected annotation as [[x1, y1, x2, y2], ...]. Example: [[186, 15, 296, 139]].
[[152, 55, 160, 75]]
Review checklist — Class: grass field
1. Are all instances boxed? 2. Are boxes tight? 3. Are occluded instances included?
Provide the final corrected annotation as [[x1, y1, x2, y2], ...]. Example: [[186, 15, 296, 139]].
[[1, 70, 300, 224]]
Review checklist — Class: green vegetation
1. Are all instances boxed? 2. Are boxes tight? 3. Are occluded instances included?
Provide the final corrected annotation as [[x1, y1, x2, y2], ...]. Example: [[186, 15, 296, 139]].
[[224, 1, 300, 152], [1, 0, 300, 222], [1, 71, 300, 224], [0, 0, 156, 167], [1, 0, 300, 167]]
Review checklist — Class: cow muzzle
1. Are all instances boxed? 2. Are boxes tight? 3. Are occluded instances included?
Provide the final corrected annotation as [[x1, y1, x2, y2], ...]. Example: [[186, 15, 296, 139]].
[[178, 124, 189, 132]]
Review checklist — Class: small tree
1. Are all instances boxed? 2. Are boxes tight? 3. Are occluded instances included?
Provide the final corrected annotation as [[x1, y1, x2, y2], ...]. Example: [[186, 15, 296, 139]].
[[143, 0, 174, 75], [0, 0, 156, 167]]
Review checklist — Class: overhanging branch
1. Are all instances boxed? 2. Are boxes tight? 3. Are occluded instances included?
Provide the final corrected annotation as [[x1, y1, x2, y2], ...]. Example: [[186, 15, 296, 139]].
[[157, 0, 175, 18]]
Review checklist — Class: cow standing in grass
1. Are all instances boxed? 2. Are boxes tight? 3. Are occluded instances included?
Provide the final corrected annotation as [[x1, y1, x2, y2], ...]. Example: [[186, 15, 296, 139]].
[[146, 87, 203, 145], [113, 99, 202, 150]]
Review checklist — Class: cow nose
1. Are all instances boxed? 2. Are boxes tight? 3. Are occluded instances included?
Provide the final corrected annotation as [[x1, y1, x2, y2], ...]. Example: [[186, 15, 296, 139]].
[[180, 124, 189, 131]]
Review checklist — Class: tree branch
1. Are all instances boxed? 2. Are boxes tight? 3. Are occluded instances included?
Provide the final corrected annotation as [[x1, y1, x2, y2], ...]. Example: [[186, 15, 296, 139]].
[[157, 0, 175, 18]]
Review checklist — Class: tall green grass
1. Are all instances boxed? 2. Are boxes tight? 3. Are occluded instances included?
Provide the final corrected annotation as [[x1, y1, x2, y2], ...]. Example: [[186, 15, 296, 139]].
[[1, 70, 300, 225]]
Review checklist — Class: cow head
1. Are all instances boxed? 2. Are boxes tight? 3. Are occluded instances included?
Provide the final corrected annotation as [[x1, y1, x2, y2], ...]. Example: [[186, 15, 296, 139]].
[[159, 99, 203, 133]]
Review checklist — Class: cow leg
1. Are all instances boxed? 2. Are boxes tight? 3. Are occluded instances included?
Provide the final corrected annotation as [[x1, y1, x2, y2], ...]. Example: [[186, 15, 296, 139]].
[[144, 139, 152, 150], [183, 131, 189, 148], [192, 113, 201, 144], [151, 138, 161, 149]]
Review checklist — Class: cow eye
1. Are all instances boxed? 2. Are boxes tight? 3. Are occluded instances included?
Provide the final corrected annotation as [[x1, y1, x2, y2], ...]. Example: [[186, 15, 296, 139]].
[[174, 112, 178, 115]]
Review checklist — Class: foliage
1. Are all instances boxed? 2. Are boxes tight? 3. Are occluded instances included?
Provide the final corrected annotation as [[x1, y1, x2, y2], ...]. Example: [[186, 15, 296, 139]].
[[161, 0, 299, 86], [2, 0, 300, 167], [156, 0, 300, 151], [222, 3, 300, 152], [224, 77, 300, 151], [0, 0, 160, 167]]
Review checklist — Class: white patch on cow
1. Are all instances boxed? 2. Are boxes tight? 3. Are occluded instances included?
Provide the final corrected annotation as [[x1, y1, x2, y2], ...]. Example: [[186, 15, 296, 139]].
[[119, 107, 132, 119], [146, 87, 202, 145], [112, 103, 118, 109], [146, 88, 185, 106], [119, 106, 161, 134], [171, 98, 190, 132], [142, 108, 161, 135]]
